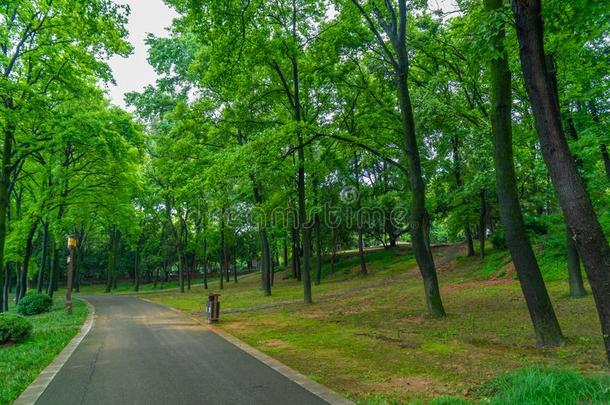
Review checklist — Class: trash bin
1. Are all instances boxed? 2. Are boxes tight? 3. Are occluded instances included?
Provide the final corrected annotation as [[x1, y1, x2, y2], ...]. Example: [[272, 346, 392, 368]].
[[205, 294, 220, 323]]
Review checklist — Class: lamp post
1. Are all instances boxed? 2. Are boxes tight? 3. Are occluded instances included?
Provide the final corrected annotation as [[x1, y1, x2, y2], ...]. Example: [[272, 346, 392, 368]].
[[66, 236, 77, 314]]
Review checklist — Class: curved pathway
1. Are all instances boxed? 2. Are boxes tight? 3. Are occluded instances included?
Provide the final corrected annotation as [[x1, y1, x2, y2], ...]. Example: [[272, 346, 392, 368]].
[[35, 296, 333, 405]]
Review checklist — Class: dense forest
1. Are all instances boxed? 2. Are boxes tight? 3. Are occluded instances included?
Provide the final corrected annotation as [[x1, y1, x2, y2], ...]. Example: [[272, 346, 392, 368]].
[[1, 0, 609, 364]]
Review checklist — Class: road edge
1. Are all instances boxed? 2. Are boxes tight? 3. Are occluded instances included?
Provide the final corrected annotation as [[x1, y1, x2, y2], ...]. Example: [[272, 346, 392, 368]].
[[13, 299, 96, 405], [139, 297, 354, 405]]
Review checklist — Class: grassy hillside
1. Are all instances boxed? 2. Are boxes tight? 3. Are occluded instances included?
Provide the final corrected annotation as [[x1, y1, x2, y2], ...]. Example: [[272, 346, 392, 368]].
[[139, 244, 608, 404]]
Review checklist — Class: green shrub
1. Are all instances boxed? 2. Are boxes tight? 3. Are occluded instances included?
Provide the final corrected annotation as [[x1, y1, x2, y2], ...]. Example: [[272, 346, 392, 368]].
[[0, 313, 32, 344], [17, 293, 53, 316], [490, 228, 506, 249], [480, 366, 610, 404]]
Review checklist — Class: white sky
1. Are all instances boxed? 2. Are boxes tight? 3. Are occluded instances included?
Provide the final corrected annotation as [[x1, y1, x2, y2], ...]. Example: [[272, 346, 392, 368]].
[[106, 0, 177, 109], [106, 0, 458, 110]]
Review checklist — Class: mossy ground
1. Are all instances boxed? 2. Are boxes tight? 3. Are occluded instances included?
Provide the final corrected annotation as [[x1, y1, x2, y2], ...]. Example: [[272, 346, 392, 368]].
[[139, 245, 607, 403], [0, 297, 88, 404]]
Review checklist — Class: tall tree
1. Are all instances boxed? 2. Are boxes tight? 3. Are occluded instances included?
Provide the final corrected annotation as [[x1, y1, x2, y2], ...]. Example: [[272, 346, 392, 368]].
[[485, 0, 563, 347], [511, 0, 610, 360]]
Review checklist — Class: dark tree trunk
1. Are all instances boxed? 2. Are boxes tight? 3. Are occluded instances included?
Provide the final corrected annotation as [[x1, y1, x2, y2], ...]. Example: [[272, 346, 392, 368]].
[[75, 247, 81, 293], [134, 244, 140, 292], [220, 211, 226, 290], [202, 237, 208, 289], [512, 0, 610, 360], [351, 0, 447, 317], [283, 238, 288, 270], [566, 227, 586, 298], [394, 18, 445, 318], [106, 229, 120, 293], [46, 243, 53, 296], [588, 103, 610, 180], [269, 248, 279, 287], [389, 233, 398, 248], [233, 245, 238, 283], [331, 226, 337, 274], [354, 153, 368, 276], [48, 241, 58, 297], [291, 225, 301, 280], [17, 221, 38, 302], [2, 264, 9, 311], [37, 222, 49, 293], [315, 213, 323, 285], [252, 180, 271, 295], [154, 262, 160, 289], [14, 265, 21, 304], [187, 252, 192, 290], [488, 0, 563, 347], [178, 248, 185, 293], [479, 189, 486, 259], [600, 143, 610, 180], [451, 135, 475, 257], [0, 123, 14, 312], [293, 73, 312, 303], [192, 253, 198, 288], [260, 227, 272, 296]]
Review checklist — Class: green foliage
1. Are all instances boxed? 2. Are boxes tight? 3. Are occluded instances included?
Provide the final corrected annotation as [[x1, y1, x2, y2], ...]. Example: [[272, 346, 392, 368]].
[[479, 366, 610, 404], [490, 228, 506, 250], [0, 298, 88, 404], [16, 294, 53, 316], [0, 313, 32, 344]]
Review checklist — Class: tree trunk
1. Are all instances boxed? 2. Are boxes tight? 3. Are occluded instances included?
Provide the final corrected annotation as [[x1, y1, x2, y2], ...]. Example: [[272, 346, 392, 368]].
[[512, 0, 610, 359], [291, 225, 299, 279], [134, 244, 140, 292], [354, 153, 368, 276], [14, 265, 21, 304], [293, 66, 312, 303], [587, 103, 610, 180], [395, 38, 445, 318], [451, 135, 475, 257], [154, 264, 160, 289], [37, 222, 49, 293], [566, 227, 586, 298], [17, 221, 38, 302], [187, 252, 192, 290], [202, 237, 208, 289], [47, 234, 57, 298], [271, 248, 280, 287], [479, 189, 486, 259], [75, 247, 81, 293], [222, 212, 229, 284], [331, 227, 337, 274], [283, 238, 288, 270], [2, 265, 9, 311], [600, 143, 610, 180], [0, 123, 13, 312], [106, 229, 120, 293], [220, 214, 225, 290], [233, 245, 238, 283], [315, 214, 323, 285], [488, 0, 563, 347], [260, 227, 272, 296]]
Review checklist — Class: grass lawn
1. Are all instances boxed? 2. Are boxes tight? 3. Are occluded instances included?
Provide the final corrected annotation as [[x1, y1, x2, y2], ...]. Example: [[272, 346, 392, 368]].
[[140, 244, 610, 404], [0, 297, 88, 404]]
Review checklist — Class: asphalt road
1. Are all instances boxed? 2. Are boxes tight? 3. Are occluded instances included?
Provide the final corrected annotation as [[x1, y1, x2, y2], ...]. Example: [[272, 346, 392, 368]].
[[37, 295, 329, 405]]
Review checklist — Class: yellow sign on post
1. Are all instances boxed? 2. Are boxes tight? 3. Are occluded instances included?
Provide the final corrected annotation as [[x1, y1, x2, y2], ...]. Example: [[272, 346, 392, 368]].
[[68, 236, 77, 249]]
